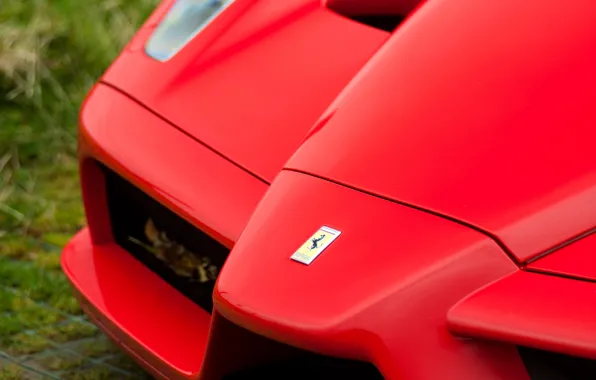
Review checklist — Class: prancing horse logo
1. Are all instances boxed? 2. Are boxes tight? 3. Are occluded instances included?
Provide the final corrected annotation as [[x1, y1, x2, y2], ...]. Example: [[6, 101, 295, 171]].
[[308, 234, 326, 250], [291, 226, 341, 265]]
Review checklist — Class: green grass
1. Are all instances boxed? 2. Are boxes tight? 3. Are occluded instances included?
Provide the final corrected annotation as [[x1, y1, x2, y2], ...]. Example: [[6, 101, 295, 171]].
[[0, 364, 23, 380], [1, 0, 158, 378], [37, 351, 86, 371], [0, 0, 158, 235], [3, 333, 51, 356], [37, 321, 98, 345], [79, 336, 121, 359]]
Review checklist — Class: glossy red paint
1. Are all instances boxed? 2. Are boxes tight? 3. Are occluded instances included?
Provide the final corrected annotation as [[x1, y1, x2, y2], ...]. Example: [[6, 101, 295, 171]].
[[102, 0, 389, 182], [215, 171, 525, 379], [60, 0, 596, 378], [448, 270, 596, 360], [70, 83, 271, 378], [287, 0, 596, 262], [527, 230, 596, 281], [62, 228, 209, 379], [78, 84, 267, 247]]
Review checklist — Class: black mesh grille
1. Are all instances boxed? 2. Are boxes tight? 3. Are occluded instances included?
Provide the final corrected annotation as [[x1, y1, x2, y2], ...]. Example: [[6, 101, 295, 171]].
[[103, 165, 230, 312]]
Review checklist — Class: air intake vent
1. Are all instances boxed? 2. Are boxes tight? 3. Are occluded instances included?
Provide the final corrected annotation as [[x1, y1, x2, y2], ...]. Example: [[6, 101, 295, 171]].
[[347, 15, 405, 32], [223, 351, 383, 380], [326, 0, 424, 32], [518, 346, 596, 379], [103, 165, 230, 312]]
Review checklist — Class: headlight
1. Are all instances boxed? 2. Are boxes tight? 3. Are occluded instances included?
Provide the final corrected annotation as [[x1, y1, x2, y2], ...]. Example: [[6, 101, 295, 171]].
[[145, 0, 234, 61]]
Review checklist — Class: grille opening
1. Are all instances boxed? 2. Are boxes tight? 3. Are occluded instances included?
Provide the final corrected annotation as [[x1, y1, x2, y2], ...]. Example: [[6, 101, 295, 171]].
[[205, 314, 384, 380], [103, 165, 229, 312], [221, 334, 383, 380], [518, 346, 596, 379], [223, 354, 383, 379]]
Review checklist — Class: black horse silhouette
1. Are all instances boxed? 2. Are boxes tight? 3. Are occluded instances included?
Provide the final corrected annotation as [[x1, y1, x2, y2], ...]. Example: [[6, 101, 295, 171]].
[[309, 234, 326, 250]]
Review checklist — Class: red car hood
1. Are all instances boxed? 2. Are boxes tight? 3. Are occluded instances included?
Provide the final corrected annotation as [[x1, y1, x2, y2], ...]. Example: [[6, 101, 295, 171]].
[[102, 0, 596, 263], [287, 0, 596, 262], [101, 0, 388, 182]]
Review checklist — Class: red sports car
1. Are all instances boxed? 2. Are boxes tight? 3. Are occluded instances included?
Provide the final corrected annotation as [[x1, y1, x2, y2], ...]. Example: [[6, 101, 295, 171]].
[[61, 0, 596, 379]]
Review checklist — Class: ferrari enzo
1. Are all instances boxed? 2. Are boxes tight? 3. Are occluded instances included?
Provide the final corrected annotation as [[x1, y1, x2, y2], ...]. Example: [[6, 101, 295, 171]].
[[61, 0, 596, 378]]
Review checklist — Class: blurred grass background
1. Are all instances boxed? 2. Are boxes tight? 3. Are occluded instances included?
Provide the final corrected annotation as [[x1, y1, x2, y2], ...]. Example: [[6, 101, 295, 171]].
[[1, 1, 158, 378]]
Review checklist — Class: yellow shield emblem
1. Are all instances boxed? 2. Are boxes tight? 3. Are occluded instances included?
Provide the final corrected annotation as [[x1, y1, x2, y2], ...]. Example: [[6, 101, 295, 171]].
[[291, 226, 341, 265]]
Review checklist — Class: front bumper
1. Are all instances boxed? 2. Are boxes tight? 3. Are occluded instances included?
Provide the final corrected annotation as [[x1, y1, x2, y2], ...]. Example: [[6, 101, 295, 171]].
[[64, 83, 268, 379], [63, 228, 210, 379], [64, 83, 529, 379]]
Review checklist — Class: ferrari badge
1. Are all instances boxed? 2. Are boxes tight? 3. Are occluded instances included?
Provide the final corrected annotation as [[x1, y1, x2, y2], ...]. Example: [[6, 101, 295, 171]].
[[291, 226, 341, 265]]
